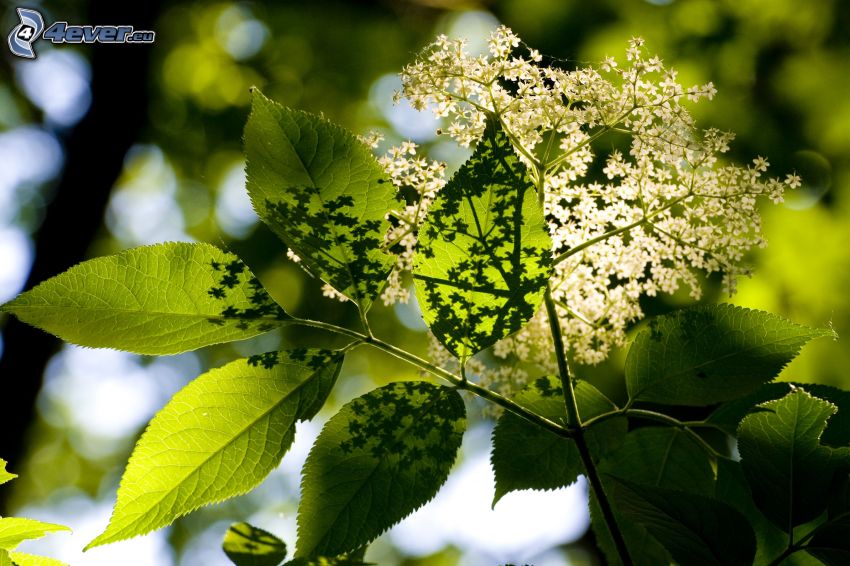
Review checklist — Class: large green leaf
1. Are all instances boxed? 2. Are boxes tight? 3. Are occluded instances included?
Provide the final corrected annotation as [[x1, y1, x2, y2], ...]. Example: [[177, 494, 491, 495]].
[[296, 381, 466, 558], [490, 376, 625, 505], [88, 349, 343, 549], [0, 518, 70, 551], [607, 476, 756, 566], [626, 304, 832, 406], [593, 427, 716, 565], [1, 242, 287, 355], [413, 118, 552, 360], [223, 522, 287, 566], [707, 383, 850, 448], [245, 89, 396, 310], [0, 460, 15, 486], [738, 388, 850, 531]]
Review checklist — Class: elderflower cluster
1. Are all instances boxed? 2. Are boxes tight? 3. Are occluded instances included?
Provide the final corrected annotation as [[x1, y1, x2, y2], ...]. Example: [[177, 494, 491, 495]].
[[383, 26, 799, 389], [377, 140, 447, 305]]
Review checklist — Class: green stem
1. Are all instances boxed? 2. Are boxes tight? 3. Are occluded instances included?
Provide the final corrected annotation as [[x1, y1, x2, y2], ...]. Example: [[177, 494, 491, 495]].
[[544, 288, 634, 566], [289, 317, 573, 439]]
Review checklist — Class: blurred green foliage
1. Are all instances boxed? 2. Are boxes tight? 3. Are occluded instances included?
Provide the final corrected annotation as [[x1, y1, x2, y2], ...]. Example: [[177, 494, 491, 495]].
[[2, 0, 849, 563]]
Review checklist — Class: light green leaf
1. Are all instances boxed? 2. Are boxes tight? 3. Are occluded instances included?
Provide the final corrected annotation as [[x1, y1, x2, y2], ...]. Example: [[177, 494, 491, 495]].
[[88, 349, 343, 549], [0, 460, 16, 486], [0, 518, 70, 551], [607, 476, 756, 566], [738, 388, 850, 531], [223, 522, 287, 566], [626, 304, 832, 406], [296, 381, 466, 558], [0, 550, 10, 566], [413, 117, 552, 360], [8, 553, 68, 566], [1, 242, 287, 355], [245, 89, 396, 310], [491, 376, 625, 505]]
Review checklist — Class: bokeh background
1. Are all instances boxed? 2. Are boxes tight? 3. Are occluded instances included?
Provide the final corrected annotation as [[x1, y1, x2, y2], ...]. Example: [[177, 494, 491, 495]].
[[0, 0, 848, 564]]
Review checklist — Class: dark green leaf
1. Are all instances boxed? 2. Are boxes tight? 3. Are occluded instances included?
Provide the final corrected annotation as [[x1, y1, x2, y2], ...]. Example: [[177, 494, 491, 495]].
[[296, 382, 466, 558], [707, 382, 850, 448], [593, 427, 716, 565], [413, 117, 552, 360], [738, 388, 850, 531], [490, 376, 625, 505], [607, 476, 756, 566], [223, 522, 287, 566], [626, 304, 832, 406], [245, 89, 397, 310], [807, 514, 850, 566], [0, 243, 287, 355]]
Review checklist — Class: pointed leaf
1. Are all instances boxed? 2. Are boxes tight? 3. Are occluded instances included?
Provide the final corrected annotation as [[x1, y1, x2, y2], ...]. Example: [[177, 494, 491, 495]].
[[0, 518, 70, 551], [626, 304, 832, 406], [8, 553, 68, 566], [0, 460, 16, 486], [413, 118, 552, 360], [296, 381, 466, 558], [88, 349, 343, 549], [223, 522, 287, 566], [491, 376, 625, 504], [708, 382, 850, 448], [738, 388, 850, 531], [245, 90, 396, 310], [1, 243, 287, 355], [607, 476, 756, 566]]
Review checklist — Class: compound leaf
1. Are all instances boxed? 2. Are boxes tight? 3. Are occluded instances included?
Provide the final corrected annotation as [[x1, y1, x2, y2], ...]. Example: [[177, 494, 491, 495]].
[[0, 518, 70, 551], [1, 242, 287, 355], [607, 476, 756, 566], [413, 117, 552, 360], [626, 304, 832, 406], [491, 376, 625, 505], [88, 349, 343, 549], [296, 382, 466, 558], [223, 522, 287, 566], [738, 388, 850, 531], [245, 89, 396, 310]]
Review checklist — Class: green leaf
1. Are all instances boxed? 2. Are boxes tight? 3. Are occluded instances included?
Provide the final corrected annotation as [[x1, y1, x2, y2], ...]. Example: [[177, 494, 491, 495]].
[[0, 460, 16, 486], [607, 476, 756, 566], [284, 557, 369, 566], [593, 427, 716, 565], [8, 553, 68, 566], [626, 304, 832, 406], [0, 551, 10, 566], [88, 349, 343, 549], [806, 514, 850, 565], [708, 382, 850, 447], [245, 89, 396, 310], [296, 381, 466, 558], [0, 242, 287, 355], [491, 376, 625, 505], [0, 518, 70, 551], [413, 117, 552, 360], [738, 388, 850, 531], [223, 522, 287, 566]]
